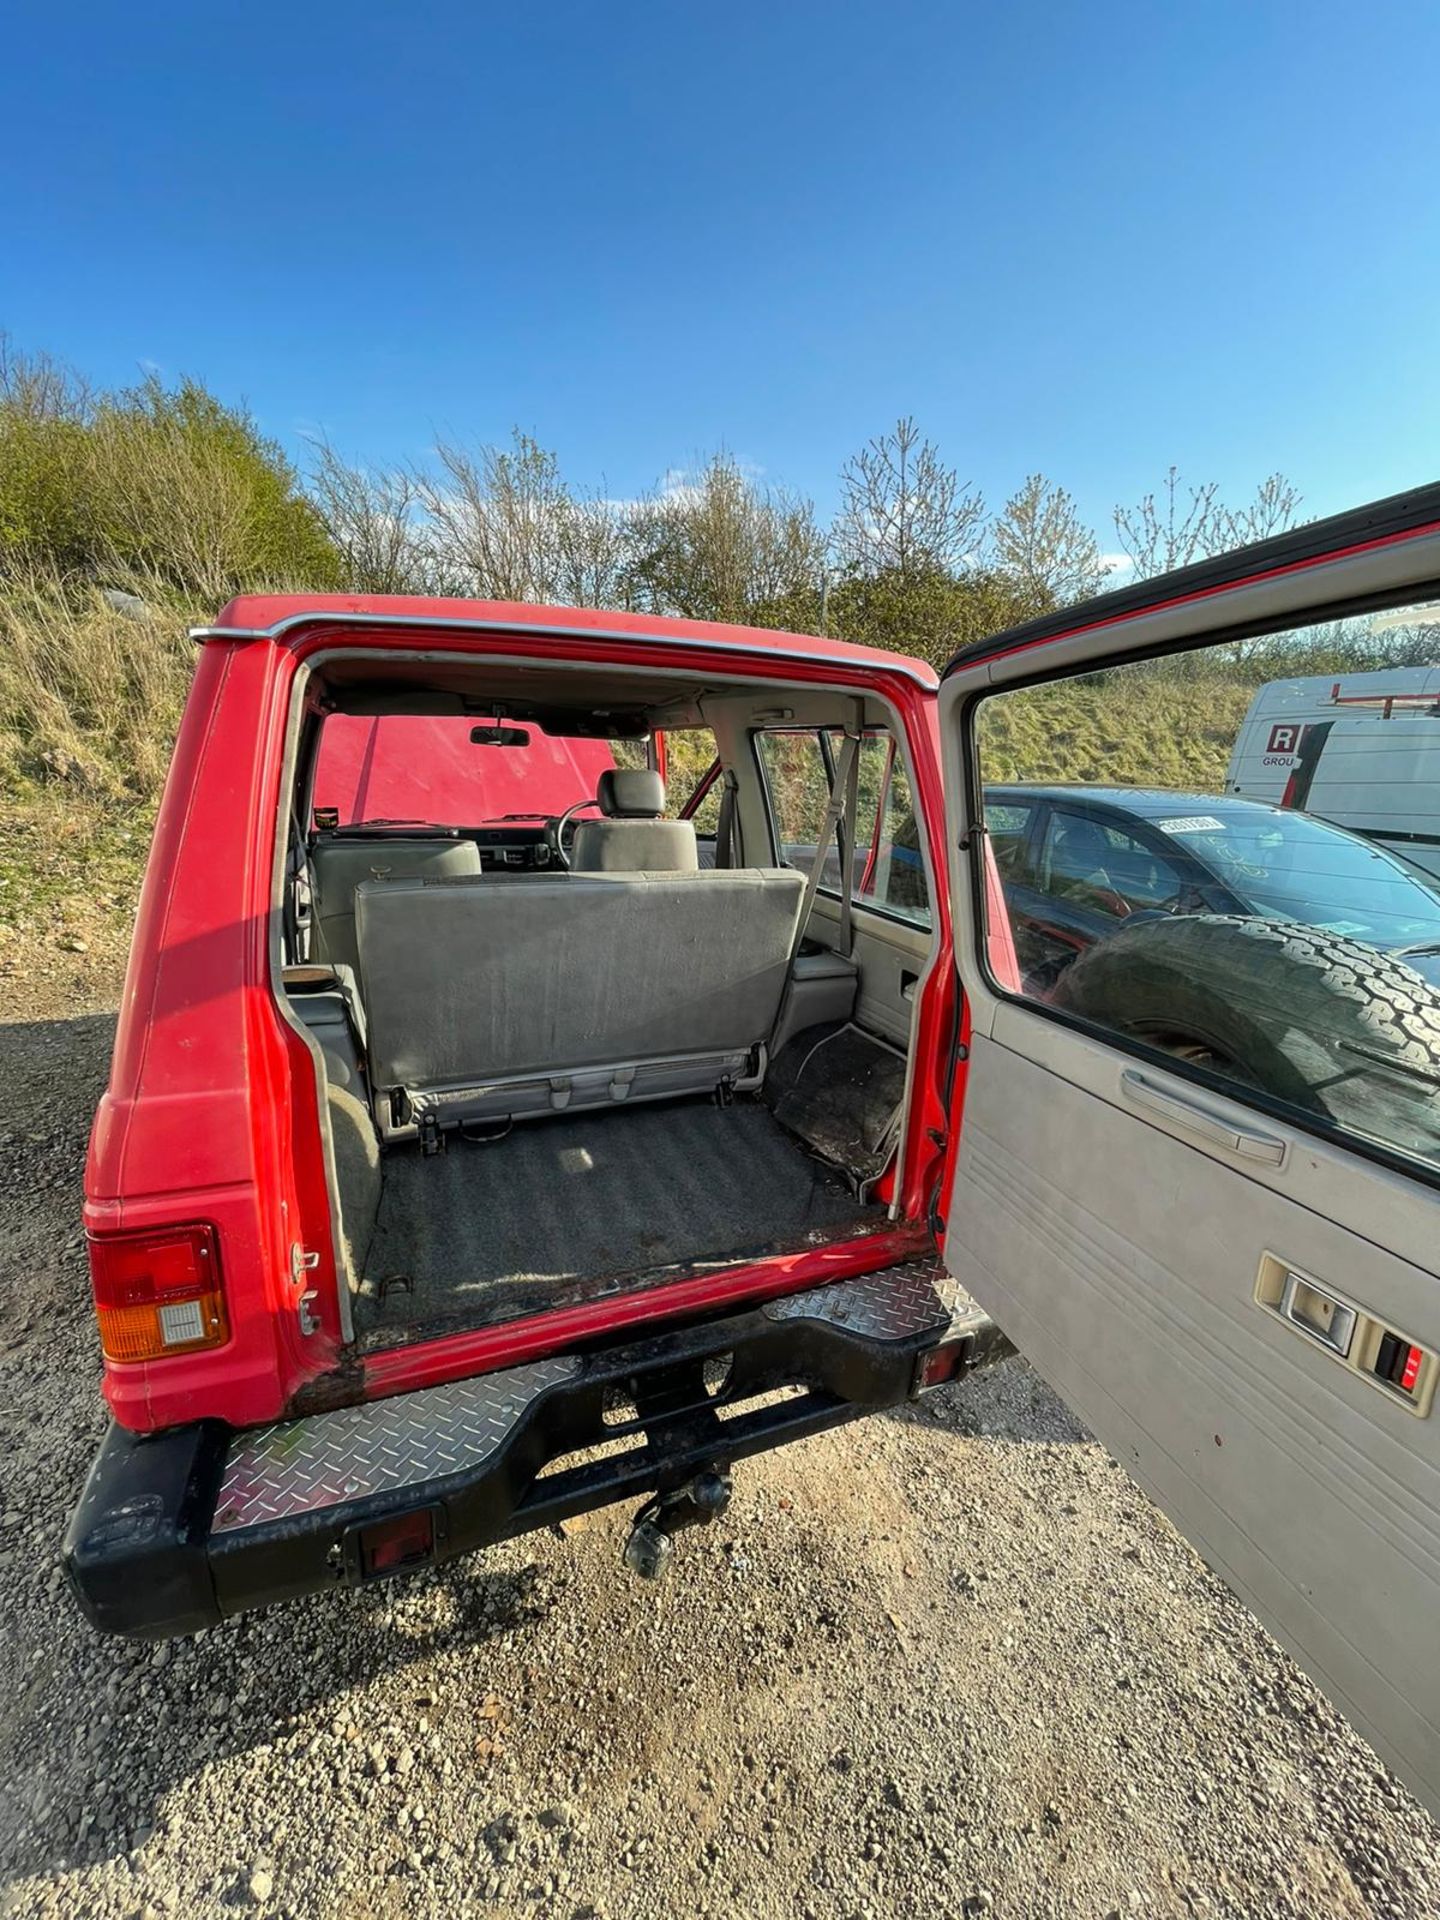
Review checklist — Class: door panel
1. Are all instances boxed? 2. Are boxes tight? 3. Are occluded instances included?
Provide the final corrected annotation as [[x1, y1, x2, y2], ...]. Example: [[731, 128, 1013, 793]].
[[937, 487, 1440, 1816], [945, 1023, 1440, 1804]]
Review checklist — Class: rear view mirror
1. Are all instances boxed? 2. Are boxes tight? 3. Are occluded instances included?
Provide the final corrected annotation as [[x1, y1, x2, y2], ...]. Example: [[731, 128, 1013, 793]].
[[470, 725, 531, 747]]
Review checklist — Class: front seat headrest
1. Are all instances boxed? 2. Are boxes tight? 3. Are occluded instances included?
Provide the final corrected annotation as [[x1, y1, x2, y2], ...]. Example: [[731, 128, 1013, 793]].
[[596, 768, 665, 818]]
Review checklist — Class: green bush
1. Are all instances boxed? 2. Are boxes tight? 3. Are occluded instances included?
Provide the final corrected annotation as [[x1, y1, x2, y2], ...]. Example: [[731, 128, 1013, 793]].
[[0, 343, 341, 599]]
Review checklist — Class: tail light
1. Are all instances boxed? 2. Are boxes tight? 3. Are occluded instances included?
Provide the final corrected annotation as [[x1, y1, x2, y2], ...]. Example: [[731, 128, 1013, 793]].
[[88, 1224, 228, 1363], [914, 1339, 967, 1392]]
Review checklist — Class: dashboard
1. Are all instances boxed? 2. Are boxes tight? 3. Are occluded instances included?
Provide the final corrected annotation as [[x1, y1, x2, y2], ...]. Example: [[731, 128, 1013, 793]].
[[314, 824, 559, 873], [467, 825, 556, 872]]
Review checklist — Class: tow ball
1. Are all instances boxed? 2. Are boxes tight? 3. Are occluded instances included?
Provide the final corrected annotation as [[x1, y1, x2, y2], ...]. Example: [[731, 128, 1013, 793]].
[[621, 1468, 733, 1579]]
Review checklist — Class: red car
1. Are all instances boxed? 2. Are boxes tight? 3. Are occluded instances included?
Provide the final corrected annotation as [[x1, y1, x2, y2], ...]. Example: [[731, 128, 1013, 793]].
[[65, 488, 1440, 1823]]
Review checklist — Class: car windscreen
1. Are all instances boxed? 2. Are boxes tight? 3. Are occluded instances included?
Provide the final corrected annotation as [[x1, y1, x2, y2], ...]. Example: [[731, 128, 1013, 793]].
[[311, 714, 618, 828], [1168, 809, 1440, 949]]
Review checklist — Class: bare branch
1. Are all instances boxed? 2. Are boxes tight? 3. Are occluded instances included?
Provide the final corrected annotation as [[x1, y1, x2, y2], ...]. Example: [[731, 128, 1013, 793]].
[[309, 442, 425, 594], [991, 474, 1106, 610], [834, 417, 985, 580]]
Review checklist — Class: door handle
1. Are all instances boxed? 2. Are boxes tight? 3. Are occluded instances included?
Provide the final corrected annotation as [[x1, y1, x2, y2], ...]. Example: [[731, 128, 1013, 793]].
[[1276, 1269, 1357, 1357], [1120, 1069, 1287, 1166]]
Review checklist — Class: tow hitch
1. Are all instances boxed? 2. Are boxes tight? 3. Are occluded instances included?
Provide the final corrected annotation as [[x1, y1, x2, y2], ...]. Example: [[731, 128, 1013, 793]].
[[621, 1468, 733, 1579]]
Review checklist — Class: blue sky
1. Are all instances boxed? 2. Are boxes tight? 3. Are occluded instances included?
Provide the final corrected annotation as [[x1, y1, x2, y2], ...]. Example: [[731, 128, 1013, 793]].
[[3, 0, 1436, 550]]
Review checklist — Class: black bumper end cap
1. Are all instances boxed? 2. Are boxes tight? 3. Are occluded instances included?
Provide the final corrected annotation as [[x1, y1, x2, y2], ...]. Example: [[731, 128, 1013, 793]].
[[63, 1419, 228, 1639]]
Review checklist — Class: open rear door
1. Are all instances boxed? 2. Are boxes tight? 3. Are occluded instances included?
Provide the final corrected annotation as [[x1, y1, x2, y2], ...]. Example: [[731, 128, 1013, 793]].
[[935, 484, 1440, 1818]]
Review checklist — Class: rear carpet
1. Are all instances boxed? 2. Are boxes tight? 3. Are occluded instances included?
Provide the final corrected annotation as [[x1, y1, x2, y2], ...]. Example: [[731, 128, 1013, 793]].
[[356, 1099, 880, 1340]]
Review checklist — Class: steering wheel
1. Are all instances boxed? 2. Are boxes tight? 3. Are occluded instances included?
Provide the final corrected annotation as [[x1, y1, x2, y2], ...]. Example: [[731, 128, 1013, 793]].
[[544, 798, 597, 871]]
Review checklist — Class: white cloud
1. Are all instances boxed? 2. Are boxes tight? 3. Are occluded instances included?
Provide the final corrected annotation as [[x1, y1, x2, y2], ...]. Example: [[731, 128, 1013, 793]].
[[1098, 552, 1134, 577]]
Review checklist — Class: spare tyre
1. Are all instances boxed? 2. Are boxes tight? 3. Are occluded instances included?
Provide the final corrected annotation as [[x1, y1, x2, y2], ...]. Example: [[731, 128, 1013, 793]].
[[1049, 913, 1440, 1159]]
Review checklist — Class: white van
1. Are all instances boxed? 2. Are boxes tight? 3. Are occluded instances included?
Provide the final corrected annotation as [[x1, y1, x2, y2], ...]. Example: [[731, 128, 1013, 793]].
[[1226, 666, 1440, 881]]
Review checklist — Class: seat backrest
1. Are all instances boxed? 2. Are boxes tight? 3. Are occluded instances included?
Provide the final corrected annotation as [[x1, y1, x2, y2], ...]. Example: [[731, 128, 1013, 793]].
[[356, 868, 804, 1100], [310, 835, 482, 974], [571, 767, 698, 873], [571, 818, 699, 872]]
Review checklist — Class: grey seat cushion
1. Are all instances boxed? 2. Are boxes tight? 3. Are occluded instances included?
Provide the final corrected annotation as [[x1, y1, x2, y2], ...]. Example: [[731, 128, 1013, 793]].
[[310, 836, 482, 973], [356, 868, 804, 1110], [571, 817, 698, 872]]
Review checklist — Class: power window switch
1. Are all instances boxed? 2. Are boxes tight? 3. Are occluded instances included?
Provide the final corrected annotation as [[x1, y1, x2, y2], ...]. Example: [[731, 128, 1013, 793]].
[[1375, 1330, 1406, 1383], [1373, 1330, 1425, 1397]]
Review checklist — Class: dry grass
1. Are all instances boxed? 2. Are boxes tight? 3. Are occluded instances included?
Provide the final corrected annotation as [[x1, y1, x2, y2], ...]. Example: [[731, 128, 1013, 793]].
[[0, 575, 192, 975], [0, 573, 197, 799]]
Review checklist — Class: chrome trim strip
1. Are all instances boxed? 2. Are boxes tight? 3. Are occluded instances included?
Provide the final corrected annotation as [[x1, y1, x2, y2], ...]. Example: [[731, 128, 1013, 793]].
[[188, 609, 937, 690]]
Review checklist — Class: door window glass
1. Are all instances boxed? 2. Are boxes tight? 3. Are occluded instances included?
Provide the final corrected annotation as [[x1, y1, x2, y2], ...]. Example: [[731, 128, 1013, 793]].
[[973, 594, 1440, 1173], [660, 729, 720, 824], [983, 799, 1037, 882], [844, 737, 931, 926], [757, 730, 835, 881]]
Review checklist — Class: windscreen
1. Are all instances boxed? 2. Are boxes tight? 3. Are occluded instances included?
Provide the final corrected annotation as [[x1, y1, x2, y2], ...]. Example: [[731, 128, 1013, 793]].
[[1189, 811, 1440, 949], [311, 714, 618, 828]]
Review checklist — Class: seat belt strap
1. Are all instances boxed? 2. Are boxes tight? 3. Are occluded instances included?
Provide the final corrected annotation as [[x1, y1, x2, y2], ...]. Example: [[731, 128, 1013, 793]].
[[285, 809, 312, 962], [790, 704, 862, 964], [769, 705, 864, 1052], [834, 720, 861, 960], [714, 767, 740, 869]]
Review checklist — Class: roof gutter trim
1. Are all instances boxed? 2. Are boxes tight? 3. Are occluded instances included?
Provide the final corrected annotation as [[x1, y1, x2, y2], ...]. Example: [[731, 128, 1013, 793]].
[[188, 608, 938, 691]]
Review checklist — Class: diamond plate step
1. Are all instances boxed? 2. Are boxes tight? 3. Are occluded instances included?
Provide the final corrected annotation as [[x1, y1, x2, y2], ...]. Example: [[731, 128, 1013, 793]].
[[212, 1354, 578, 1535], [763, 1256, 980, 1342]]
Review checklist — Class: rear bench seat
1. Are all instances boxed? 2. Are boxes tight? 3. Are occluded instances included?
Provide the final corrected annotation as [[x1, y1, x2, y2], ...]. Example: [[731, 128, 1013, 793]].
[[355, 868, 805, 1140]]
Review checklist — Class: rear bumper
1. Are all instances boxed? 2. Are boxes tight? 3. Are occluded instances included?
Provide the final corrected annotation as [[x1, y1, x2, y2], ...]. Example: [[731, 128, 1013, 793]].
[[65, 1258, 1008, 1638]]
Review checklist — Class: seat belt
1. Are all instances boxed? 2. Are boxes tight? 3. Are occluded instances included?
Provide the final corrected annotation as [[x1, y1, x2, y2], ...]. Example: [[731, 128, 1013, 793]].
[[832, 717, 861, 961], [768, 703, 863, 1050], [714, 768, 740, 868], [285, 810, 313, 963]]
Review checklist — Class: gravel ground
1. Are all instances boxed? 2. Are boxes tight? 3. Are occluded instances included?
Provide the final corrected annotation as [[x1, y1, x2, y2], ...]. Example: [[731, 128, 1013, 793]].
[[2, 980, 1438, 1920]]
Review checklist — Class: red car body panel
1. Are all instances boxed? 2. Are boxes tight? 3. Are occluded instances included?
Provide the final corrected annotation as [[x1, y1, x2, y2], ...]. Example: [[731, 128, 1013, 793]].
[[86, 597, 953, 1435]]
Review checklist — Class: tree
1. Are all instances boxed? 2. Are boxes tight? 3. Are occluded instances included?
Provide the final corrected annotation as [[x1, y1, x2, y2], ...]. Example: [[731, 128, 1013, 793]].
[[414, 429, 636, 608], [552, 492, 638, 612], [1114, 466, 1303, 581], [991, 474, 1106, 612], [833, 416, 985, 581], [0, 339, 99, 578], [0, 343, 341, 598], [828, 564, 1042, 669], [1227, 470, 1305, 547], [309, 442, 427, 594], [628, 454, 825, 627], [418, 431, 573, 602]]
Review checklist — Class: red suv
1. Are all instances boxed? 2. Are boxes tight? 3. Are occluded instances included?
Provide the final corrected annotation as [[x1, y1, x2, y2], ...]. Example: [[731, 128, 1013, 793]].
[[64, 488, 1440, 1825]]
